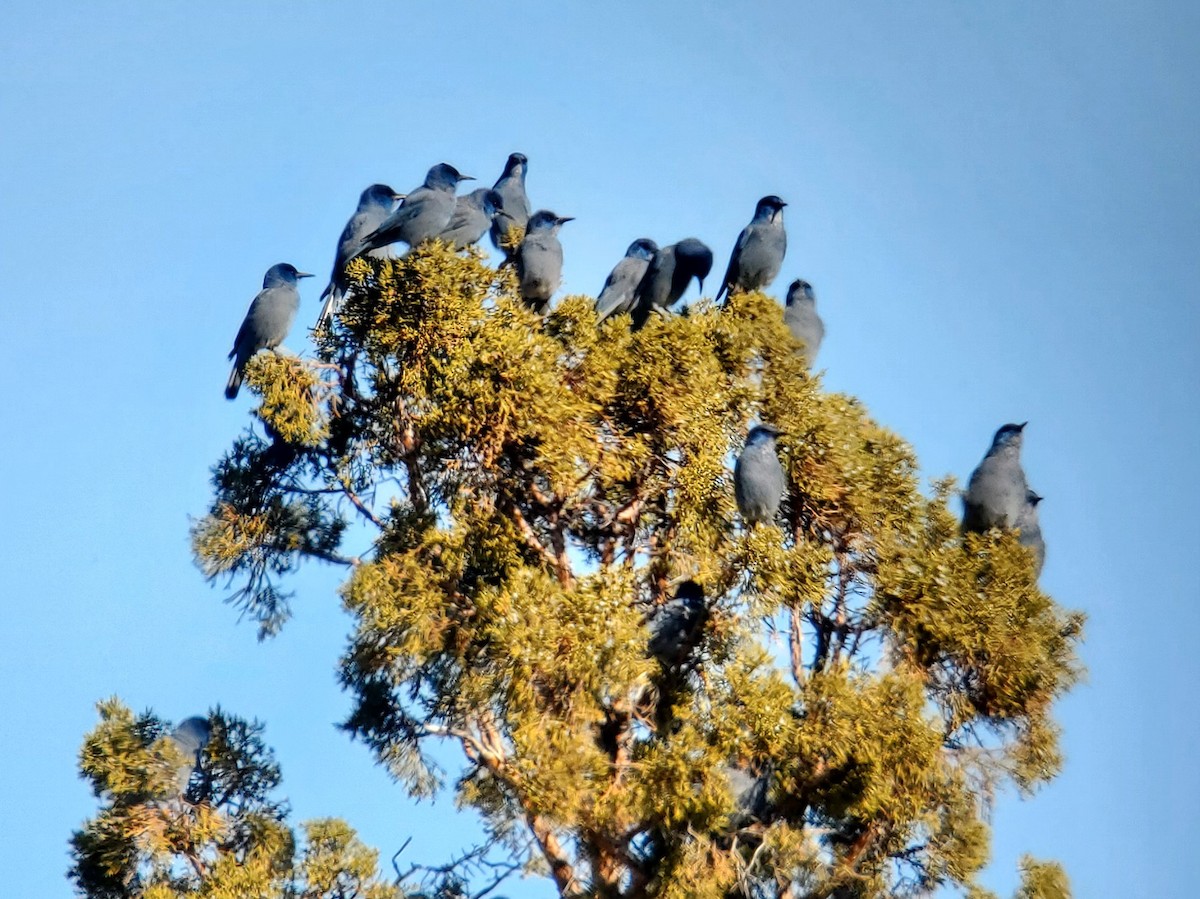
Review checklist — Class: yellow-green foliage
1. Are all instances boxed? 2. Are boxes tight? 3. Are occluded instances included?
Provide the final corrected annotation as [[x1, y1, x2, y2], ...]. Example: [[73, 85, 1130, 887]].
[[186, 244, 1083, 897], [243, 351, 331, 447], [1014, 855, 1072, 899], [70, 701, 399, 899]]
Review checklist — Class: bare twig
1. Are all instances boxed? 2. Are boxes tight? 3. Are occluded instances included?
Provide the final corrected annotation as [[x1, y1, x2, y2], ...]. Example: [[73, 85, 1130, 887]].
[[789, 607, 806, 687], [340, 478, 385, 530], [303, 548, 361, 567]]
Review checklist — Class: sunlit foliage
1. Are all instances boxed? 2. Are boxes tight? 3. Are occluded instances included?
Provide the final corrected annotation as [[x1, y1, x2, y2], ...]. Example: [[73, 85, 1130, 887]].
[[177, 243, 1082, 897]]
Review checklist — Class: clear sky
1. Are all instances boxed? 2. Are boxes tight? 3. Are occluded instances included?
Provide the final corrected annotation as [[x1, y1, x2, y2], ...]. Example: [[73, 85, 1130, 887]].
[[1, 2, 1197, 896]]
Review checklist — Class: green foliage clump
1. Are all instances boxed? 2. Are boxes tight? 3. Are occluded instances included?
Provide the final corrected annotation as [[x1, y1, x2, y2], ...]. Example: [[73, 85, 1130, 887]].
[[70, 699, 397, 899], [178, 244, 1084, 897], [1014, 855, 1072, 899]]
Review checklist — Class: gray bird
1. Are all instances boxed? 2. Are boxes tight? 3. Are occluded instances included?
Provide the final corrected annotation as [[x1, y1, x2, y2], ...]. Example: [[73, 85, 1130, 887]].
[[962, 423, 1029, 532], [489, 152, 531, 257], [647, 580, 708, 668], [735, 424, 786, 525], [354, 163, 474, 257], [630, 238, 714, 329], [715, 195, 788, 305], [594, 238, 659, 324], [440, 188, 504, 249], [515, 209, 573, 314], [1016, 489, 1045, 576], [315, 183, 402, 329], [166, 716, 211, 795], [725, 763, 772, 827], [784, 278, 824, 366], [226, 263, 313, 400]]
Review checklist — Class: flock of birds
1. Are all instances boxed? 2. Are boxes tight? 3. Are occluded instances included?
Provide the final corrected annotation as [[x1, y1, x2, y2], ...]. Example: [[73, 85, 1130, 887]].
[[149, 153, 1048, 815], [222, 153, 823, 399], [733, 420, 1044, 575], [221, 152, 1045, 576]]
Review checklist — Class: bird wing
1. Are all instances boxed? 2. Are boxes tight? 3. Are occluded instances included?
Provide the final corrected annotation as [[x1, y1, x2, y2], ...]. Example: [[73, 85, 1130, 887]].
[[714, 226, 752, 303], [442, 194, 484, 236], [595, 256, 649, 322], [337, 207, 387, 266], [229, 290, 266, 358], [246, 285, 300, 347], [358, 188, 432, 251]]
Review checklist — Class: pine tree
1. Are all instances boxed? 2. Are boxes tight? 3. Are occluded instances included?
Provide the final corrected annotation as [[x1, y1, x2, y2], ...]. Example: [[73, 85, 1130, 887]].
[[73, 244, 1083, 898]]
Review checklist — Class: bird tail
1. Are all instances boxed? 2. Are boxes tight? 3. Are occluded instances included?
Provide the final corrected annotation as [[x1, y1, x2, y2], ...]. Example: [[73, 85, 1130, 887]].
[[714, 283, 729, 306], [225, 363, 242, 400], [594, 295, 619, 325], [315, 283, 342, 331]]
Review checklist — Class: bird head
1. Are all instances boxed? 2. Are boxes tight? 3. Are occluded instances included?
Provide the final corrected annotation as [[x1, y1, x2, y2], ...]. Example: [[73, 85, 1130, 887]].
[[361, 183, 400, 208], [674, 580, 706, 609], [426, 163, 474, 190], [502, 152, 528, 180], [482, 189, 504, 218], [675, 238, 714, 293], [754, 195, 788, 222], [264, 263, 314, 287], [787, 279, 816, 306], [527, 210, 573, 232], [746, 423, 784, 445], [990, 422, 1027, 450], [626, 238, 659, 260], [171, 716, 213, 751]]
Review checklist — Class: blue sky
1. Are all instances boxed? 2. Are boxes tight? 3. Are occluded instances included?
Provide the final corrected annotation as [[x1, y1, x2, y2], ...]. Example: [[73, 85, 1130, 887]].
[[1, 2, 1197, 896]]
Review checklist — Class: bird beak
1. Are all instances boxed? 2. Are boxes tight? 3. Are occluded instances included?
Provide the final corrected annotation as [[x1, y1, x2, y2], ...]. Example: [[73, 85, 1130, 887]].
[[459, 175, 476, 182], [392, 193, 406, 201], [1018, 421, 1028, 430], [297, 272, 315, 278], [558, 216, 575, 224]]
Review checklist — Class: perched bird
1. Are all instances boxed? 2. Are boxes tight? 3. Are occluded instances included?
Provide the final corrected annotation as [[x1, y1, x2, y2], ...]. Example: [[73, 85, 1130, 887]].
[[647, 581, 708, 669], [962, 423, 1029, 532], [1016, 489, 1046, 576], [715, 196, 788, 305], [440, 188, 503, 249], [735, 424, 786, 525], [315, 183, 401, 329], [784, 278, 824, 366], [166, 716, 211, 796], [630, 238, 714, 329], [515, 209, 573, 314], [354, 163, 473, 257], [489, 152, 531, 257], [594, 238, 658, 324], [226, 264, 312, 400], [725, 763, 772, 827]]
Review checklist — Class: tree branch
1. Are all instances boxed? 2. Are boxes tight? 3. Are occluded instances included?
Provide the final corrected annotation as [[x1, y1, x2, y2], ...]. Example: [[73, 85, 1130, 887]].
[[830, 552, 852, 666], [394, 395, 428, 515], [549, 509, 575, 590], [340, 479, 384, 530], [508, 503, 562, 571], [446, 714, 581, 897], [303, 548, 361, 567], [527, 812, 580, 896], [789, 607, 806, 687]]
